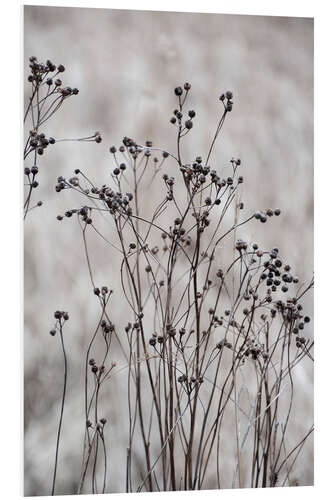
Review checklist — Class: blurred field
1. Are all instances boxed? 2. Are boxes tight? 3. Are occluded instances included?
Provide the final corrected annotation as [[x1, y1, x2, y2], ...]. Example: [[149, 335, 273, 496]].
[[24, 6, 313, 496]]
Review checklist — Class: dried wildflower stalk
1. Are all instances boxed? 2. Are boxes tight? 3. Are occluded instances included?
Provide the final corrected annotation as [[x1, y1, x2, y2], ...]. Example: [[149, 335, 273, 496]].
[[23, 56, 101, 219]]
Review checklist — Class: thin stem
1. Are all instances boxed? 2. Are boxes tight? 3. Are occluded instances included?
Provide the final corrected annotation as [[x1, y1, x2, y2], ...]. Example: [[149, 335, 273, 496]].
[[51, 321, 68, 496]]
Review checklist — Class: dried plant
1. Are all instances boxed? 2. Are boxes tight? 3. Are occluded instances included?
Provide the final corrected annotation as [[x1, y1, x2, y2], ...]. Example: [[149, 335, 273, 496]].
[[23, 56, 101, 219], [25, 58, 313, 494]]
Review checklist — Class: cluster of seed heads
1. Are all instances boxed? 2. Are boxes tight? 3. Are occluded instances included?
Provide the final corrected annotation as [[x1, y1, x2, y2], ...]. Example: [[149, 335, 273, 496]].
[[89, 358, 106, 377], [100, 319, 114, 335], [54, 310, 69, 321], [55, 174, 134, 223], [254, 208, 281, 223], [179, 155, 240, 192], [26, 131, 56, 157], [258, 249, 299, 295], [55, 134, 176, 222], [49, 310, 69, 335], [241, 339, 266, 361], [170, 83, 195, 130], [148, 323, 185, 347], [177, 374, 204, 395], [27, 56, 79, 96], [86, 417, 107, 431], [93, 286, 112, 297], [219, 90, 234, 112], [235, 239, 248, 251]]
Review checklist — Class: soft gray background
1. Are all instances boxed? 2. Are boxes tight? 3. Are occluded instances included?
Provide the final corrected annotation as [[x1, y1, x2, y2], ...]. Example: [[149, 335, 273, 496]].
[[24, 6, 313, 496]]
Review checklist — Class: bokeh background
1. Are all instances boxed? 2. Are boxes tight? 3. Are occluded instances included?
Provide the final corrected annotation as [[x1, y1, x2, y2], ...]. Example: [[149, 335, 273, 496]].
[[24, 6, 313, 496]]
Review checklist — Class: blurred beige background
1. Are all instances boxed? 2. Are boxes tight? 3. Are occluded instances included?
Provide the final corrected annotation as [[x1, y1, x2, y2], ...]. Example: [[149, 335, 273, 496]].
[[24, 6, 313, 496]]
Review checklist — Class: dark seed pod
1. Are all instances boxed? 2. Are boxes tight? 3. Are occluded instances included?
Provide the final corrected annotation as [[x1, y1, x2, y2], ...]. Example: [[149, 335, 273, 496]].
[[185, 120, 193, 129]]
